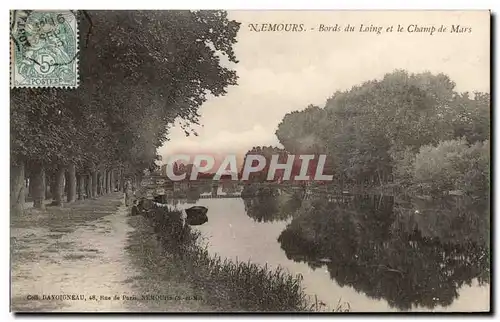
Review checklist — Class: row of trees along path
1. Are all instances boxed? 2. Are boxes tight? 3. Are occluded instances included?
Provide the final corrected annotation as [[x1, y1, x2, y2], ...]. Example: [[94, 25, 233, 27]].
[[11, 10, 241, 214]]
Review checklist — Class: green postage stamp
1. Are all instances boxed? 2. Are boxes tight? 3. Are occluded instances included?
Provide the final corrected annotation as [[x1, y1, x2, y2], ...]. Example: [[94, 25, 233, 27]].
[[10, 10, 78, 88]]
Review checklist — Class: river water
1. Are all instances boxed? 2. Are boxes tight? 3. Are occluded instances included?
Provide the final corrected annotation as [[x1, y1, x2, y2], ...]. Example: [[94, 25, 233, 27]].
[[169, 186, 490, 312]]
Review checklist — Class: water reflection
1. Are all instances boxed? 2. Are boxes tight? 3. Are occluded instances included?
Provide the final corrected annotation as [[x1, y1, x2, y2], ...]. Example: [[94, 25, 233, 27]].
[[165, 183, 489, 311], [242, 186, 305, 223], [277, 194, 490, 311]]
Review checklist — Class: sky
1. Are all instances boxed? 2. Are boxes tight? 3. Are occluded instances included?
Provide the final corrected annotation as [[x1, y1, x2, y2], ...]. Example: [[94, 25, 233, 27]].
[[157, 10, 490, 168]]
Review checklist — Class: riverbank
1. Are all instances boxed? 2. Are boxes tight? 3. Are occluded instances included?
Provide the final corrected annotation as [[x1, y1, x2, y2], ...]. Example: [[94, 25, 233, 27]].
[[266, 181, 469, 200], [10, 191, 348, 312], [129, 206, 350, 312], [125, 215, 221, 312]]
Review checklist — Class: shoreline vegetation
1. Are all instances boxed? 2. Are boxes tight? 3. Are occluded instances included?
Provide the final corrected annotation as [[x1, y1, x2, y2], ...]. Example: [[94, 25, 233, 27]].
[[238, 181, 472, 201], [127, 205, 350, 312], [234, 71, 489, 200]]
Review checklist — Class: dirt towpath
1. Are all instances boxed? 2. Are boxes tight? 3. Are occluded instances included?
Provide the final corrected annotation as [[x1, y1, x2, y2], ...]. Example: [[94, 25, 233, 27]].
[[11, 193, 147, 312]]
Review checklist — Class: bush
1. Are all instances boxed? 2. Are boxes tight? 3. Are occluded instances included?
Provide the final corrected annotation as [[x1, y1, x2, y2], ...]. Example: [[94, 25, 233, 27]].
[[457, 140, 490, 194], [391, 146, 417, 186], [412, 138, 489, 195]]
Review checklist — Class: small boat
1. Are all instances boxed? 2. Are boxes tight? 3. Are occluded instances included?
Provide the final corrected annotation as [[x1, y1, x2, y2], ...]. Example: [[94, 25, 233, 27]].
[[185, 206, 208, 226]]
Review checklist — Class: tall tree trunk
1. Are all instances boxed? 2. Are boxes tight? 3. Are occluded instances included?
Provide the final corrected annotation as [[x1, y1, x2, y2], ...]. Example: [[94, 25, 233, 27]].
[[97, 172, 101, 195], [45, 175, 51, 199], [31, 163, 46, 209], [90, 172, 96, 198], [77, 174, 85, 200], [100, 171, 104, 194], [117, 169, 120, 192], [106, 170, 110, 193], [110, 169, 115, 192], [44, 172, 50, 199], [76, 175, 81, 200], [11, 162, 25, 215], [64, 171, 68, 199], [28, 175, 34, 198], [104, 170, 109, 194], [106, 169, 113, 192], [46, 180, 52, 200], [103, 171, 107, 194], [85, 174, 90, 198], [119, 169, 124, 192], [53, 167, 65, 206], [67, 163, 77, 202], [92, 171, 98, 197], [100, 171, 105, 194], [84, 174, 88, 199], [41, 173, 46, 200], [48, 174, 56, 200], [101, 171, 105, 194]]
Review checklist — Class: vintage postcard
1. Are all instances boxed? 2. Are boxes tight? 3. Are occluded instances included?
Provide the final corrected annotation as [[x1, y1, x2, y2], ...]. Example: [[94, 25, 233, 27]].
[[10, 10, 490, 313]]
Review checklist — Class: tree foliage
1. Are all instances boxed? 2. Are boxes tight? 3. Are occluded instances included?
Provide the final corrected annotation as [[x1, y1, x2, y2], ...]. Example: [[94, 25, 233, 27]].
[[11, 10, 241, 178], [242, 146, 288, 181], [274, 70, 490, 194], [413, 139, 490, 194]]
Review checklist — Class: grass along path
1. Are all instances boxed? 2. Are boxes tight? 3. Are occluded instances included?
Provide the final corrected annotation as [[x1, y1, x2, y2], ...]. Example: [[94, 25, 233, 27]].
[[128, 206, 351, 312], [125, 215, 221, 312]]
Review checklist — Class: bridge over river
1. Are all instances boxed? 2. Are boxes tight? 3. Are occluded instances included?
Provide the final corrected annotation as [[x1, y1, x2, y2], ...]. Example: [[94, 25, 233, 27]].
[[136, 175, 357, 202]]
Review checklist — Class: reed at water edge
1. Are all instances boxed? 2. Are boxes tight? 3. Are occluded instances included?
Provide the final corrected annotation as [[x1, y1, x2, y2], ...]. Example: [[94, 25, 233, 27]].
[[142, 205, 350, 312]]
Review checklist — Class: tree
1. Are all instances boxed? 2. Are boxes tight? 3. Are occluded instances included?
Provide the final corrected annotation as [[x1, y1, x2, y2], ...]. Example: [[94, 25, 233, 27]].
[[413, 138, 490, 195], [242, 146, 288, 182], [448, 92, 490, 144], [10, 10, 241, 212], [274, 70, 490, 190], [276, 105, 326, 155]]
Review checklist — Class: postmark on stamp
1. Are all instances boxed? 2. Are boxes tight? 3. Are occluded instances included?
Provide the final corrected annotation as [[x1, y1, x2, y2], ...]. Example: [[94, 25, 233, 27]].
[[10, 10, 79, 88]]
